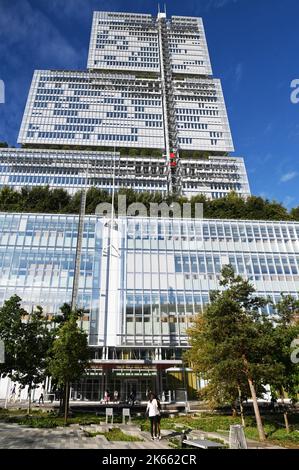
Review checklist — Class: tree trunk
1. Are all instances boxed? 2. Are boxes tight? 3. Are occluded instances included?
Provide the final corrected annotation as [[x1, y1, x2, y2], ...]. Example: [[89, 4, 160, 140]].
[[238, 385, 246, 427], [4, 377, 11, 409], [247, 377, 266, 441], [59, 386, 64, 415], [64, 381, 70, 426], [280, 392, 290, 433], [27, 385, 32, 415], [283, 411, 290, 433]]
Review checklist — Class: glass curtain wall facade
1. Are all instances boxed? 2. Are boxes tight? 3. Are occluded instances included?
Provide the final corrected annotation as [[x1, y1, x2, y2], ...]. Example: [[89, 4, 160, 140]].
[[87, 12, 161, 73], [0, 213, 102, 340], [0, 213, 298, 400], [18, 69, 232, 153], [87, 13, 212, 77], [14, 10, 238, 196], [18, 71, 165, 149], [1, 10, 287, 401], [0, 148, 250, 198]]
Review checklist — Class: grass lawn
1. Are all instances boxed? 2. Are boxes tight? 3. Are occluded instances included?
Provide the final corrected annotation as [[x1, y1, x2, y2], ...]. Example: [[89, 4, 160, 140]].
[[133, 413, 241, 433], [242, 414, 299, 448], [1, 408, 298, 447], [133, 413, 299, 448], [85, 428, 143, 442], [0, 408, 106, 428]]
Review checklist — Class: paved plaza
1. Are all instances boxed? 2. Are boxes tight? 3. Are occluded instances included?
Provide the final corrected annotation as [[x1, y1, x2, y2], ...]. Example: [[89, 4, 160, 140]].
[[0, 422, 171, 449], [0, 421, 286, 450]]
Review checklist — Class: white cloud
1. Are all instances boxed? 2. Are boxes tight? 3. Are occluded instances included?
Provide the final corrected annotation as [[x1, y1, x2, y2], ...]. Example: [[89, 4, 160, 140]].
[[264, 122, 273, 134], [215, 0, 237, 6], [234, 62, 243, 87], [0, 0, 84, 68], [205, 0, 239, 10], [261, 153, 273, 164], [257, 191, 271, 201], [280, 172, 298, 183], [0, 0, 88, 144], [283, 196, 295, 208], [192, 0, 240, 15]]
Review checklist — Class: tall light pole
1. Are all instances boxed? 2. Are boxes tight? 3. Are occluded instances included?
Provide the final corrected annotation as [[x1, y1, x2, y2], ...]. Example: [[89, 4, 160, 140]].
[[63, 159, 89, 421], [71, 159, 89, 310]]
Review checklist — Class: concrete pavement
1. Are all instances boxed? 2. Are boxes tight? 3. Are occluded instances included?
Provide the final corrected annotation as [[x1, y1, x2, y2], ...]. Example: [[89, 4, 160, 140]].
[[0, 422, 171, 449]]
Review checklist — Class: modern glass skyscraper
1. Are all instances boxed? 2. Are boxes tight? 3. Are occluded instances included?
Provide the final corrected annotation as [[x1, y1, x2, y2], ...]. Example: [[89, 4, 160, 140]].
[[15, 10, 240, 195], [2, 10, 294, 403], [87, 12, 212, 75]]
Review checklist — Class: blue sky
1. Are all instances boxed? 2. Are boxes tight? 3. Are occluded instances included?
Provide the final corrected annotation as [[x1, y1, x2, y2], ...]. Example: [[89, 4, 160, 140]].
[[0, 0, 299, 208]]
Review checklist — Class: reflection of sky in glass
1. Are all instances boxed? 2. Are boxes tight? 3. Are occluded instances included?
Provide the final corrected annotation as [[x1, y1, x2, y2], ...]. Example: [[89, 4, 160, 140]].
[[0, 214, 299, 347], [0, 215, 101, 324]]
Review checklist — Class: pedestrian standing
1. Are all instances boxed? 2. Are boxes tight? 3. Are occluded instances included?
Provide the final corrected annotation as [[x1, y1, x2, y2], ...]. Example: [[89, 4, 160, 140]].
[[9, 384, 16, 403], [146, 392, 159, 440], [104, 390, 110, 404], [129, 390, 136, 406], [17, 385, 22, 402], [39, 385, 45, 405]]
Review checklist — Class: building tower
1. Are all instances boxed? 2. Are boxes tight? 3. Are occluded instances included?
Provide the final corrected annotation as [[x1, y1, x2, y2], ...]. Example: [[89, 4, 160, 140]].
[[1, 10, 299, 403], [14, 10, 248, 198]]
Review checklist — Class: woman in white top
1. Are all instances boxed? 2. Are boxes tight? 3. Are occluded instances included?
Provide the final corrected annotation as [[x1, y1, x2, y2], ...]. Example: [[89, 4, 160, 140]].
[[146, 393, 159, 439]]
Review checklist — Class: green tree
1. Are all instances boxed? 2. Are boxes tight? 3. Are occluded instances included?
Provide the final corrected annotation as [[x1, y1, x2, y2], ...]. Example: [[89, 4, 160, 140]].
[[0, 296, 52, 413], [210, 191, 246, 219], [0, 186, 22, 211], [187, 266, 281, 441], [0, 185, 298, 220], [270, 295, 299, 431], [0, 296, 25, 378], [66, 190, 82, 214], [290, 206, 299, 221], [128, 148, 138, 156], [47, 310, 90, 425], [85, 187, 111, 214], [47, 188, 71, 213]]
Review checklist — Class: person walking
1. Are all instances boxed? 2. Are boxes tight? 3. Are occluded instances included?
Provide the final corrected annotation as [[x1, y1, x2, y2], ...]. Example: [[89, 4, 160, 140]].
[[9, 384, 16, 403], [17, 385, 22, 402], [146, 392, 159, 440], [129, 390, 136, 406], [104, 390, 110, 404], [39, 385, 45, 405]]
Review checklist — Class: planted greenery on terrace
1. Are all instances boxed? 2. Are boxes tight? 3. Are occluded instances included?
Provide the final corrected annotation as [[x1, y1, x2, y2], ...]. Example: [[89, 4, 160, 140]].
[[0, 186, 298, 221]]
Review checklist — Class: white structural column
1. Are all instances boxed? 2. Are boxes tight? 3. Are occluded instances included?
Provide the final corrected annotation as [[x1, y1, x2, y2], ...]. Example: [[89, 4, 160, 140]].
[[98, 219, 122, 347]]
